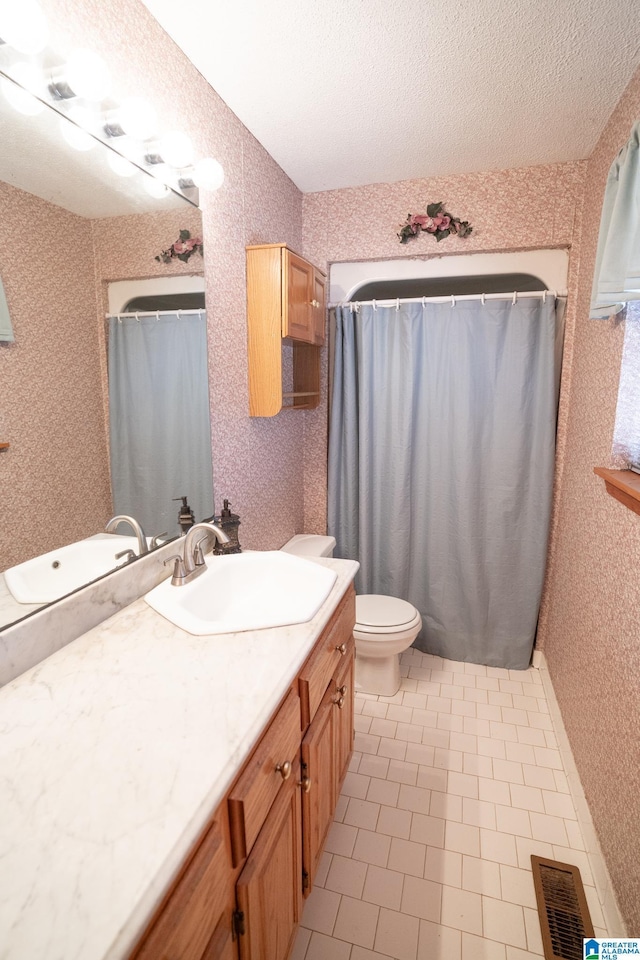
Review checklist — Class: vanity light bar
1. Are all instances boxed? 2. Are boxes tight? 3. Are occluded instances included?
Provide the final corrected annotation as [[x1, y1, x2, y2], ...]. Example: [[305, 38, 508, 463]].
[[0, 4, 224, 203]]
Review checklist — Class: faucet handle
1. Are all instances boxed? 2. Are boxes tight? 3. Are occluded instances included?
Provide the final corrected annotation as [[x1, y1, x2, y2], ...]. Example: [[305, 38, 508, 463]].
[[192, 536, 209, 568], [115, 548, 136, 564], [164, 554, 188, 586], [151, 532, 169, 549]]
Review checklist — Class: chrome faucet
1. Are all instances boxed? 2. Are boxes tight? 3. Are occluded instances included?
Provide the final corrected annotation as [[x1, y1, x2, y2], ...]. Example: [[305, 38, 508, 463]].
[[105, 515, 149, 556], [164, 521, 230, 586]]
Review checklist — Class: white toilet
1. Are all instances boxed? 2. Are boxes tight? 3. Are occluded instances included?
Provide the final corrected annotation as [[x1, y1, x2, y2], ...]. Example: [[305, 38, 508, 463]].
[[281, 535, 422, 697]]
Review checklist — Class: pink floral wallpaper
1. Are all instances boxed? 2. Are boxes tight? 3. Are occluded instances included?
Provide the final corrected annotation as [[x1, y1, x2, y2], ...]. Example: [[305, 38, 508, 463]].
[[33, 0, 306, 554], [301, 160, 586, 534], [536, 65, 640, 932], [5, 0, 639, 931], [0, 180, 112, 568]]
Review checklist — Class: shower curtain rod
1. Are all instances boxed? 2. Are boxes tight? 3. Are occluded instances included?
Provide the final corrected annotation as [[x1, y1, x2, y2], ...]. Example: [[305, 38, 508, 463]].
[[105, 308, 205, 319], [328, 290, 567, 309]]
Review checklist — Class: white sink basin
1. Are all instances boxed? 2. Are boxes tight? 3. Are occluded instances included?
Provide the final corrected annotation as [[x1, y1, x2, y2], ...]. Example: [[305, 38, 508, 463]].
[[4, 536, 144, 604], [145, 550, 337, 636]]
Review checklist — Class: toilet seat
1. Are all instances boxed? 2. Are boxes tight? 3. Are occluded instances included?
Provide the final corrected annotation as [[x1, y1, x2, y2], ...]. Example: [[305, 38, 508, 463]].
[[355, 595, 421, 636]]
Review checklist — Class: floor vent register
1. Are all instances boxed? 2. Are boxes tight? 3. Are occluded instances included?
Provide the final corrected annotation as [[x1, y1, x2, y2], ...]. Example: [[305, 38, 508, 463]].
[[531, 855, 595, 959]]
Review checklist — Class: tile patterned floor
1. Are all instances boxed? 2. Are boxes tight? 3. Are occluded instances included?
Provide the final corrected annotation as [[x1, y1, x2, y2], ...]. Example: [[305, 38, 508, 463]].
[[292, 647, 606, 960]]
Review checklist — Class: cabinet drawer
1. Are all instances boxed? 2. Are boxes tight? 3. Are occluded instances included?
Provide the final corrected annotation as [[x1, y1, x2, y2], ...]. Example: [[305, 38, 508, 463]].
[[132, 815, 231, 960], [228, 685, 301, 866], [299, 587, 355, 729]]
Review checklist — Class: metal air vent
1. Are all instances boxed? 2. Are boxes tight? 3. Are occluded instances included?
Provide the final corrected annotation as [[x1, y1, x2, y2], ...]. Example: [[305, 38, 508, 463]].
[[531, 855, 595, 959]]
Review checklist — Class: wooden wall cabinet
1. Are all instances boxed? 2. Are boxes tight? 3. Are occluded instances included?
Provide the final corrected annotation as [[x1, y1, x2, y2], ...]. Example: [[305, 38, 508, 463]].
[[129, 586, 355, 960], [246, 243, 326, 417]]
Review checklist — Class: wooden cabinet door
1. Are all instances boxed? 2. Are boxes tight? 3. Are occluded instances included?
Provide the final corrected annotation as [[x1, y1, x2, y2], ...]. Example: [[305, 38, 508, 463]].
[[300, 685, 336, 896], [333, 648, 355, 802], [283, 251, 314, 343], [131, 817, 233, 960], [202, 914, 237, 960], [311, 270, 326, 346], [235, 767, 302, 960]]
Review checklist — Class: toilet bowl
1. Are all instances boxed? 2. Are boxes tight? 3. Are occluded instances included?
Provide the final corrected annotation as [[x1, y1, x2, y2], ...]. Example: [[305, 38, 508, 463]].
[[280, 536, 422, 697], [353, 595, 422, 697]]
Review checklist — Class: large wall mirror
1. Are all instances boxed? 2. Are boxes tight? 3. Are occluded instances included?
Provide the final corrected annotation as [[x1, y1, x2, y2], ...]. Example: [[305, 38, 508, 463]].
[[0, 67, 214, 631]]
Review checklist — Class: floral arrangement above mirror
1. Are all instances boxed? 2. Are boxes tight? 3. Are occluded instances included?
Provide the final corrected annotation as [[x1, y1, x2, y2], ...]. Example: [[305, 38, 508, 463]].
[[155, 229, 204, 264], [398, 202, 473, 244]]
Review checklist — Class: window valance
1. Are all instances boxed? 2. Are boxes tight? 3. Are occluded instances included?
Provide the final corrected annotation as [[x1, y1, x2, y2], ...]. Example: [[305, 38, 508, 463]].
[[590, 120, 640, 319]]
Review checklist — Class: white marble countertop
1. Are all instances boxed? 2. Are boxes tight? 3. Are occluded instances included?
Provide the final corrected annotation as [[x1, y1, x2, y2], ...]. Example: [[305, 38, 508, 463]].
[[0, 556, 358, 960]]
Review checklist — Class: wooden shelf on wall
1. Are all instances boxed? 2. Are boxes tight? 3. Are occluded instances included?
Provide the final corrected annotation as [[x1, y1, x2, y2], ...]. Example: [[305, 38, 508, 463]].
[[594, 467, 640, 517]]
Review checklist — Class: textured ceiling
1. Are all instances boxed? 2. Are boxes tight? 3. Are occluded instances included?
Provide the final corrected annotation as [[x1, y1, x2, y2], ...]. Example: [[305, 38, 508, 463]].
[[141, 0, 640, 193]]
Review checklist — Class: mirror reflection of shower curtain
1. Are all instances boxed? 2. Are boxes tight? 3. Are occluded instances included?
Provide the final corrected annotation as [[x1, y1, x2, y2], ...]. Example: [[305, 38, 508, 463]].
[[328, 298, 564, 670], [107, 311, 213, 537]]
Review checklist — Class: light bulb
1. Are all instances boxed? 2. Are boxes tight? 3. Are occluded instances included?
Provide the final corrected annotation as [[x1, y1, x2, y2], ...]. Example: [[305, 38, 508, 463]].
[[0, 0, 48, 54], [107, 152, 137, 178], [117, 97, 157, 140], [192, 157, 224, 191], [116, 136, 144, 163], [65, 49, 111, 101], [143, 176, 169, 199], [59, 116, 95, 152], [1, 64, 45, 116], [66, 104, 100, 136], [158, 131, 194, 168]]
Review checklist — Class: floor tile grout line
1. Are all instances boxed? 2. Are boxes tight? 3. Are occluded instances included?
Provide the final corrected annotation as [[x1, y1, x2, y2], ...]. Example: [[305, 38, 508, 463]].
[[299, 650, 581, 959]]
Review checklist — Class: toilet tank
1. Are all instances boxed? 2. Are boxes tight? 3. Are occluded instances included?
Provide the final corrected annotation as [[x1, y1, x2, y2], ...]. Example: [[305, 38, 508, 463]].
[[280, 534, 336, 558]]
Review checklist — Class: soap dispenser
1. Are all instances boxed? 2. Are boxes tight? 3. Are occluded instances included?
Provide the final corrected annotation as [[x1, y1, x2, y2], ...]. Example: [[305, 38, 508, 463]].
[[174, 496, 195, 535], [212, 499, 242, 554]]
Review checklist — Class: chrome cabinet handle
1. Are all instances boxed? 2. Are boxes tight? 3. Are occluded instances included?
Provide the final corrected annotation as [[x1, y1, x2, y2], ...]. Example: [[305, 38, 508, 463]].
[[336, 642, 347, 656], [275, 760, 292, 781], [298, 776, 311, 793]]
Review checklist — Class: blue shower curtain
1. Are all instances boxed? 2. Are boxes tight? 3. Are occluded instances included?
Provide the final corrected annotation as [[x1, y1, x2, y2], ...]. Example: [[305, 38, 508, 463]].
[[328, 297, 564, 669], [108, 312, 214, 538]]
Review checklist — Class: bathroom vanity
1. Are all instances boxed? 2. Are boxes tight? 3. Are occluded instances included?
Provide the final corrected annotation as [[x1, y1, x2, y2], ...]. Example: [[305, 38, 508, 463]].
[[0, 556, 358, 960]]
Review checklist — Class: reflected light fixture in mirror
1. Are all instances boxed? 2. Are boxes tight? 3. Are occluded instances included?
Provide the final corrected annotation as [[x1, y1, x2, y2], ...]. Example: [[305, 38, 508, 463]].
[[0, 1, 224, 207]]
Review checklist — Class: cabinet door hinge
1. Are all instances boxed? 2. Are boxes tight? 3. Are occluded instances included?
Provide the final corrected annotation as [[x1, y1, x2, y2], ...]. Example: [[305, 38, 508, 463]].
[[302, 869, 310, 892], [232, 909, 246, 938]]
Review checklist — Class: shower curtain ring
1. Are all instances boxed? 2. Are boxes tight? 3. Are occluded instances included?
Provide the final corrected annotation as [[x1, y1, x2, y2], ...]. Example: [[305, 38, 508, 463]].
[[451, 295, 456, 308], [422, 297, 427, 309], [396, 298, 400, 312], [372, 299, 377, 312], [481, 293, 486, 305], [512, 291, 517, 305], [542, 290, 547, 303], [156, 311, 160, 321]]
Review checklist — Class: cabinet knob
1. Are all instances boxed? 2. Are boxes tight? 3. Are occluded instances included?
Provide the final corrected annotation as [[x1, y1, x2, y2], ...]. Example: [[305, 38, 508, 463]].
[[337, 684, 348, 697], [298, 776, 311, 794], [336, 642, 347, 656], [334, 696, 345, 709], [275, 760, 292, 781], [310, 299, 321, 308]]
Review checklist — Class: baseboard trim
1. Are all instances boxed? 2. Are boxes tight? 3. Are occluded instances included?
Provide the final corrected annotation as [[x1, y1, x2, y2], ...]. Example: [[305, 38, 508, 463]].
[[537, 652, 626, 937]]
